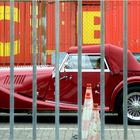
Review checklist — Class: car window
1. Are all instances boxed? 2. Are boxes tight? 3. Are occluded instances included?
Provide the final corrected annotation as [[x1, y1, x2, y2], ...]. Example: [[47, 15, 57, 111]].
[[65, 55, 78, 69], [133, 53, 140, 63], [64, 54, 108, 70], [82, 55, 99, 69]]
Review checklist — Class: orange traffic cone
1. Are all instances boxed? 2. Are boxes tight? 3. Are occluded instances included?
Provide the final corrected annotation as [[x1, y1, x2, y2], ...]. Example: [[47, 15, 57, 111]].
[[87, 103, 100, 140], [82, 83, 93, 140]]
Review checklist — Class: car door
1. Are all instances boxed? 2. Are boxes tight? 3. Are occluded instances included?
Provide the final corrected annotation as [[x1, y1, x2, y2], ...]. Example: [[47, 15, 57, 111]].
[[81, 55, 110, 105], [59, 54, 110, 105], [59, 54, 78, 104]]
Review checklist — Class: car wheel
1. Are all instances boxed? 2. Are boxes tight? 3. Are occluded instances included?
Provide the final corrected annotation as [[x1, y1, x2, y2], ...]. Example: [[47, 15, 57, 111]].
[[117, 86, 140, 124]]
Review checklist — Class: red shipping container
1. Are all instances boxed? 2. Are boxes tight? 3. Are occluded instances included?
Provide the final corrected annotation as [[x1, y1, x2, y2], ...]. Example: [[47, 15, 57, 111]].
[[82, 0, 140, 52], [0, 1, 32, 65], [0, 0, 140, 66], [46, 1, 77, 62]]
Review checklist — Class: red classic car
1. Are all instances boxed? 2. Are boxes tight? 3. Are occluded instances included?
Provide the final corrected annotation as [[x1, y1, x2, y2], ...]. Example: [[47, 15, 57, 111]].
[[0, 44, 140, 124]]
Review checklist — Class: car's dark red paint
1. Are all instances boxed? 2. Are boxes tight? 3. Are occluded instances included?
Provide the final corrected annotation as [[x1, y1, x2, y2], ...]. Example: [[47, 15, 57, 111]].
[[0, 44, 140, 123]]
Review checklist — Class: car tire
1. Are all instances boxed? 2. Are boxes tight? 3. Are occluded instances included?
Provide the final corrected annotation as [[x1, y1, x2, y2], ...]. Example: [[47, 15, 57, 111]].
[[117, 86, 140, 124]]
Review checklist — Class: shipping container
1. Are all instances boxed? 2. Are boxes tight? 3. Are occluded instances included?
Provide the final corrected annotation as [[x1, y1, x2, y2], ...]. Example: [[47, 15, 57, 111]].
[[0, 1, 33, 65], [0, 0, 140, 66]]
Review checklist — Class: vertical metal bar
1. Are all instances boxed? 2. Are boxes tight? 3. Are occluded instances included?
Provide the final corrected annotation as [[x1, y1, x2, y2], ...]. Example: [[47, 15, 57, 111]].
[[55, 0, 60, 140], [38, 2, 41, 65], [9, 1, 14, 140], [41, 1, 46, 65], [3, 2, 5, 66], [24, 2, 26, 65], [77, 0, 82, 140], [100, 0, 105, 140], [17, 2, 20, 65], [37, 1, 40, 65], [123, 1, 128, 140], [1, 2, 4, 66], [32, 0, 37, 139]]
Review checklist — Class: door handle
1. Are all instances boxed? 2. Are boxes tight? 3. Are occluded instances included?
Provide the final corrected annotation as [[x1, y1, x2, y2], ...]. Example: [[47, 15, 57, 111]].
[[95, 90, 100, 94], [97, 83, 100, 88], [60, 75, 72, 80], [60, 75, 68, 80], [69, 75, 72, 80]]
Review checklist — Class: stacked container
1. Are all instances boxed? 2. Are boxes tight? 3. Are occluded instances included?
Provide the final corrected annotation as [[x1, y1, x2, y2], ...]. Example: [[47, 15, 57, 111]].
[[0, 0, 140, 65]]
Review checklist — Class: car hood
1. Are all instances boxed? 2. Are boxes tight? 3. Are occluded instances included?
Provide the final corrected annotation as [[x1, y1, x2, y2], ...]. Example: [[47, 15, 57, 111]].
[[0, 65, 54, 90], [0, 65, 54, 75]]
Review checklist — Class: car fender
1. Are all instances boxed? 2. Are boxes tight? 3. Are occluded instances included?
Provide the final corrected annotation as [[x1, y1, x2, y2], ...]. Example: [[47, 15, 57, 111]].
[[110, 76, 140, 111], [0, 86, 78, 110]]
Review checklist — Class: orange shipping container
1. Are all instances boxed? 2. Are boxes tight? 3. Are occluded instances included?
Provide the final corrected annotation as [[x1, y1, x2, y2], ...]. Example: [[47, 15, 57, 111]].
[[0, 0, 140, 66], [0, 1, 33, 65]]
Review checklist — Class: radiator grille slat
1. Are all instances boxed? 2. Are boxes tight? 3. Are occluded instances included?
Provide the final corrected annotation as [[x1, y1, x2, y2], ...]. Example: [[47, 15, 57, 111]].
[[3, 75, 26, 85]]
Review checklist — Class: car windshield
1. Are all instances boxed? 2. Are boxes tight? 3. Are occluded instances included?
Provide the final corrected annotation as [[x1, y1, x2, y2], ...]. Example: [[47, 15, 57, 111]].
[[51, 52, 67, 66], [133, 53, 140, 63]]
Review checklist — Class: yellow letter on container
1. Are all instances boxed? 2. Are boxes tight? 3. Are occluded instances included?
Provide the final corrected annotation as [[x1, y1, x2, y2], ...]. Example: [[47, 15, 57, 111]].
[[83, 11, 101, 44], [0, 6, 20, 56]]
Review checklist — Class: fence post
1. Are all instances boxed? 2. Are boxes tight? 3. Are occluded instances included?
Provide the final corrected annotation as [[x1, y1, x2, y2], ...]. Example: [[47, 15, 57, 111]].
[[55, 0, 60, 140], [9, 1, 14, 140], [32, 0, 37, 139], [77, 0, 82, 140], [41, 1, 47, 65], [100, 0, 105, 140], [123, 0, 128, 140]]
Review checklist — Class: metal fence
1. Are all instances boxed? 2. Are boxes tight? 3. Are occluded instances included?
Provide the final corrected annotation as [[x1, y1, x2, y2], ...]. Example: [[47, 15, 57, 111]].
[[1, 0, 129, 140]]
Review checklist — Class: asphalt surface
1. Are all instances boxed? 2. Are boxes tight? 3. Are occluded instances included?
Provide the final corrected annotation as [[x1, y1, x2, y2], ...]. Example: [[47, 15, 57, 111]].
[[0, 114, 139, 140]]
